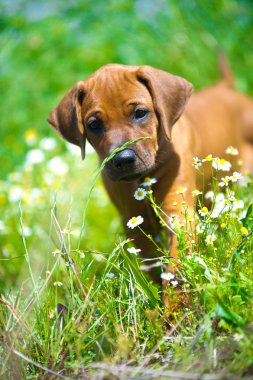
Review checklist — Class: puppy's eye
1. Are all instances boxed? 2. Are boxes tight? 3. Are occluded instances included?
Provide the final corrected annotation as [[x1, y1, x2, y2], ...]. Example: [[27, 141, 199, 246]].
[[87, 118, 103, 135], [134, 108, 149, 120]]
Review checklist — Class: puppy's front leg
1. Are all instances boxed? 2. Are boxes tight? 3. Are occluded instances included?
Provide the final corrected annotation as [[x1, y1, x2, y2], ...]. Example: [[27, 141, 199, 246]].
[[160, 186, 196, 320]]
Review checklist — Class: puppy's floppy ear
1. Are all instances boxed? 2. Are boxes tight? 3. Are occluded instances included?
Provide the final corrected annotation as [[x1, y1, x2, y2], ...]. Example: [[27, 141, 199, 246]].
[[47, 81, 86, 159], [137, 66, 193, 139]]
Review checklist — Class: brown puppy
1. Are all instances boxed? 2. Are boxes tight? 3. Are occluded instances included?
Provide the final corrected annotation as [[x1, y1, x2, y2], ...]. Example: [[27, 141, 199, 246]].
[[48, 64, 253, 312]]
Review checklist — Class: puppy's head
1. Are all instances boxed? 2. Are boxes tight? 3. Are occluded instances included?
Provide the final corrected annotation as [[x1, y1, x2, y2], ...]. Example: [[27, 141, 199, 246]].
[[48, 64, 192, 181]]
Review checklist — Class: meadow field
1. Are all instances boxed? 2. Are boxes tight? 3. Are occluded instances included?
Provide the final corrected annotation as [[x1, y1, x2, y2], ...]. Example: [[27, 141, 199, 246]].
[[1, 1, 253, 379]]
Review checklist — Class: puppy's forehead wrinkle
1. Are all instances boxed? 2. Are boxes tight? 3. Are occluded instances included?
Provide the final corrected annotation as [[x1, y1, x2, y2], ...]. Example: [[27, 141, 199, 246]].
[[86, 68, 149, 106]]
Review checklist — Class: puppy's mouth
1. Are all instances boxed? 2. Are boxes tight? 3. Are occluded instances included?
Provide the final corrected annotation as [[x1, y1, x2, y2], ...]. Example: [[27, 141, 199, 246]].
[[106, 169, 151, 182], [109, 170, 150, 182]]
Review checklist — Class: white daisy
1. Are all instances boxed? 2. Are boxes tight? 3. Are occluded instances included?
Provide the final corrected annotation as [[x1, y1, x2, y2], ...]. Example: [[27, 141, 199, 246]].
[[215, 193, 226, 203], [205, 234, 216, 245], [127, 247, 141, 255], [9, 186, 23, 202], [232, 199, 244, 210], [233, 332, 244, 342], [127, 216, 144, 229], [186, 215, 194, 222], [198, 207, 209, 216], [134, 187, 147, 200], [161, 272, 175, 281], [205, 191, 215, 201], [192, 189, 202, 197], [226, 146, 239, 156], [210, 209, 221, 218], [212, 202, 228, 217], [53, 281, 63, 287], [25, 149, 45, 165], [40, 137, 57, 151], [171, 280, 179, 287], [141, 177, 157, 187], [192, 157, 202, 168], [196, 224, 205, 234], [212, 158, 232, 172], [219, 176, 231, 187], [176, 187, 187, 194], [202, 154, 213, 162], [226, 191, 236, 202], [47, 157, 68, 176], [230, 172, 243, 182]]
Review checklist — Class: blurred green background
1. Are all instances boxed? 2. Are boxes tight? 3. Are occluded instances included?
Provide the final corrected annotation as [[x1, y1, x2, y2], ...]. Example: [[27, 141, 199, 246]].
[[1, 0, 253, 179]]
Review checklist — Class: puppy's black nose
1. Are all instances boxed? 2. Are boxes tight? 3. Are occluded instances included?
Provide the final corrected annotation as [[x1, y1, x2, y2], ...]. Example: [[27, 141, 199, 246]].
[[111, 149, 136, 171]]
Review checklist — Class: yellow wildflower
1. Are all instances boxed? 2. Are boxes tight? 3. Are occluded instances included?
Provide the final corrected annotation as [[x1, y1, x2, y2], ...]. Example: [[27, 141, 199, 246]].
[[241, 227, 248, 236]]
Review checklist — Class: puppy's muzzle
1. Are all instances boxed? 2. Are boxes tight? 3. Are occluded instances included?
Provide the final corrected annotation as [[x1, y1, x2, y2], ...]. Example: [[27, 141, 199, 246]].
[[105, 148, 139, 181], [111, 148, 136, 171]]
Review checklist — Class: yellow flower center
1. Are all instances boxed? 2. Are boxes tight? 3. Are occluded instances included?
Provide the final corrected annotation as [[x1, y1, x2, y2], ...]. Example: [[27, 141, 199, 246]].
[[205, 155, 213, 161], [192, 189, 201, 196], [241, 227, 248, 236]]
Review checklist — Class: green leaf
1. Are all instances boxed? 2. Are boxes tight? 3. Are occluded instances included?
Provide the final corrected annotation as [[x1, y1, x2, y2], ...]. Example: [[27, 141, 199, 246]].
[[194, 256, 214, 283], [240, 203, 253, 229], [213, 297, 246, 327], [120, 243, 160, 308]]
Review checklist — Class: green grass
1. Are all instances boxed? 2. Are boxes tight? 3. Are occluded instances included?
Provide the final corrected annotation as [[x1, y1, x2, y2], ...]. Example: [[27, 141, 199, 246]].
[[1, 1, 253, 378], [0, 137, 253, 378]]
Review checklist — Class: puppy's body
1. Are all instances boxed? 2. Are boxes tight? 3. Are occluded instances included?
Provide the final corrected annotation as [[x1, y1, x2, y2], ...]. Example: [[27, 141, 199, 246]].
[[187, 82, 253, 175], [48, 64, 253, 310]]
